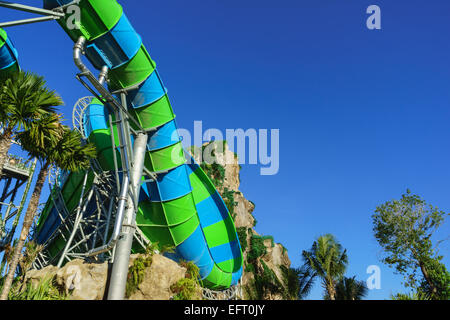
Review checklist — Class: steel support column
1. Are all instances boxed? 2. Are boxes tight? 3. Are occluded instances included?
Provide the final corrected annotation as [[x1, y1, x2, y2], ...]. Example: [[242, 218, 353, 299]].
[[107, 132, 148, 300]]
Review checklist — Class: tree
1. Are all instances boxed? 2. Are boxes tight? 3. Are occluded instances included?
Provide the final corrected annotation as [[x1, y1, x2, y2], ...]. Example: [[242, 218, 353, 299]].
[[302, 234, 348, 300], [326, 276, 368, 300], [0, 117, 96, 300], [372, 189, 450, 299], [0, 71, 62, 177], [280, 264, 316, 300]]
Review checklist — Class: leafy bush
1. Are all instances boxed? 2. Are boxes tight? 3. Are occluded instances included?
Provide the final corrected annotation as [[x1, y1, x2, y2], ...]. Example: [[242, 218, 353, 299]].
[[171, 278, 198, 300], [126, 254, 153, 297], [201, 162, 226, 188], [247, 235, 267, 262], [244, 262, 283, 300], [171, 260, 201, 300], [261, 235, 275, 248], [261, 260, 283, 289], [222, 187, 238, 219], [391, 291, 430, 300], [245, 263, 255, 273], [8, 275, 67, 300], [236, 227, 248, 252], [179, 260, 200, 284]]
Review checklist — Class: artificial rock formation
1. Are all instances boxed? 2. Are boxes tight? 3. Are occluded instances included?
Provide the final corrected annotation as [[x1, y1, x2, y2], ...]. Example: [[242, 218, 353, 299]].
[[127, 254, 201, 300], [24, 259, 108, 300]]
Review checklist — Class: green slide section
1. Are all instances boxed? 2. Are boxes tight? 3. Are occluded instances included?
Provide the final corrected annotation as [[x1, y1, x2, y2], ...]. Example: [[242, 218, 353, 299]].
[[55, 0, 123, 42]]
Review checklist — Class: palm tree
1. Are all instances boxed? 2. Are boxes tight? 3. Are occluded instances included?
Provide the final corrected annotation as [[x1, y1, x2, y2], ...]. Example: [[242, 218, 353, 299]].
[[325, 276, 368, 300], [280, 264, 316, 300], [302, 234, 348, 300], [0, 117, 96, 300], [0, 71, 63, 177]]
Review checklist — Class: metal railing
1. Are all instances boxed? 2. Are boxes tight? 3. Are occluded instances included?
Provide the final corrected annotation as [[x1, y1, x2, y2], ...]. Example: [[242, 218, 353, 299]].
[[2, 154, 33, 177]]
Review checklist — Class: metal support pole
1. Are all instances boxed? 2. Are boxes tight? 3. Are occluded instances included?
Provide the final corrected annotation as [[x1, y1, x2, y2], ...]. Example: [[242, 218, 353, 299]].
[[0, 16, 59, 28], [56, 171, 89, 268], [0, 1, 64, 28], [0, 1, 64, 16], [107, 132, 148, 300]]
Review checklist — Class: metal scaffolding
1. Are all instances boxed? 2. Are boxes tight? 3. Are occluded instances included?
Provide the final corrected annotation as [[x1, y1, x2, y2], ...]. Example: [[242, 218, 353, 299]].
[[0, 154, 36, 275], [32, 39, 151, 300]]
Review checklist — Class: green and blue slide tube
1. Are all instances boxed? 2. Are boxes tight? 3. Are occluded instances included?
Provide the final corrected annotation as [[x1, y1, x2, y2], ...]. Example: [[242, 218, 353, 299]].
[[36, 0, 243, 289], [0, 28, 19, 78]]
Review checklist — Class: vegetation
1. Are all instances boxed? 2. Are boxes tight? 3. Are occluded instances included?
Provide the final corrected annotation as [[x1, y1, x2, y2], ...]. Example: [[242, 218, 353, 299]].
[[302, 234, 348, 300], [201, 162, 226, 188], [16, 241, 43, 287], [0, 71, 62, 177], [391, 291, 430, 300], [222, 187, 238, 219], [258, 260, 283, 297], [1, 72, 448, 302], [245, 260, 315, 300], [171, 260, 201, 300], [236, 227, 248, 252], [126, 254, 153, 298], [280, 265, 315, 300], [247, 235, 267, 262], [8, 275, 68, 300], [373, 189, 450, 299], [179, 260, 201, 284], [298, 234, 370, 300], [244, 267, 281, 300], [325, 276, 368, 300], [244, 262, 255, 274], [243, 232, 301, 300], [170, 278, 199, 300], [0, 116, 96, 300], [125, 242, 173, 297]]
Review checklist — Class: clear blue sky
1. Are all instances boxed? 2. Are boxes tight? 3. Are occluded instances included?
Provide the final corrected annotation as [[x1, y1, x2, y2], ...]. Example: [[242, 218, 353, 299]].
[[2, 0, 450, 299]]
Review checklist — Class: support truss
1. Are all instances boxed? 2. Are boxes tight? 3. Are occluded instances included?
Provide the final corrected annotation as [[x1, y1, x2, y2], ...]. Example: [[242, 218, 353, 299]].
[[202, 283, 243, 300], [0, 155, 36, 252]]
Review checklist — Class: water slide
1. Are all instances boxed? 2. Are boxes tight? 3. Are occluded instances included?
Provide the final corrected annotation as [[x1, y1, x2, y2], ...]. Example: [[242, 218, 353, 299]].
[[0, 28, 19, 77], [16, 0, 244, 290]]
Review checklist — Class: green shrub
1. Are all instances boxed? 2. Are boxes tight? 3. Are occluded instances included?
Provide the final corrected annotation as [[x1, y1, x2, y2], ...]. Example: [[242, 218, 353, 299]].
[[236, 227, 248, 252], [126, 254, 153, 297], [9, 275, 67, 300], [245, 263, 255, 274], [247, 235, 267, 261], [171, 260, 201, 301], [261, 235, 275, 248], [179, 260, 200, 284], [222, 187, 238, 219], [171, 278, 199, 300], [201, 162, 226, 188], [391, 291, 430, 300]]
